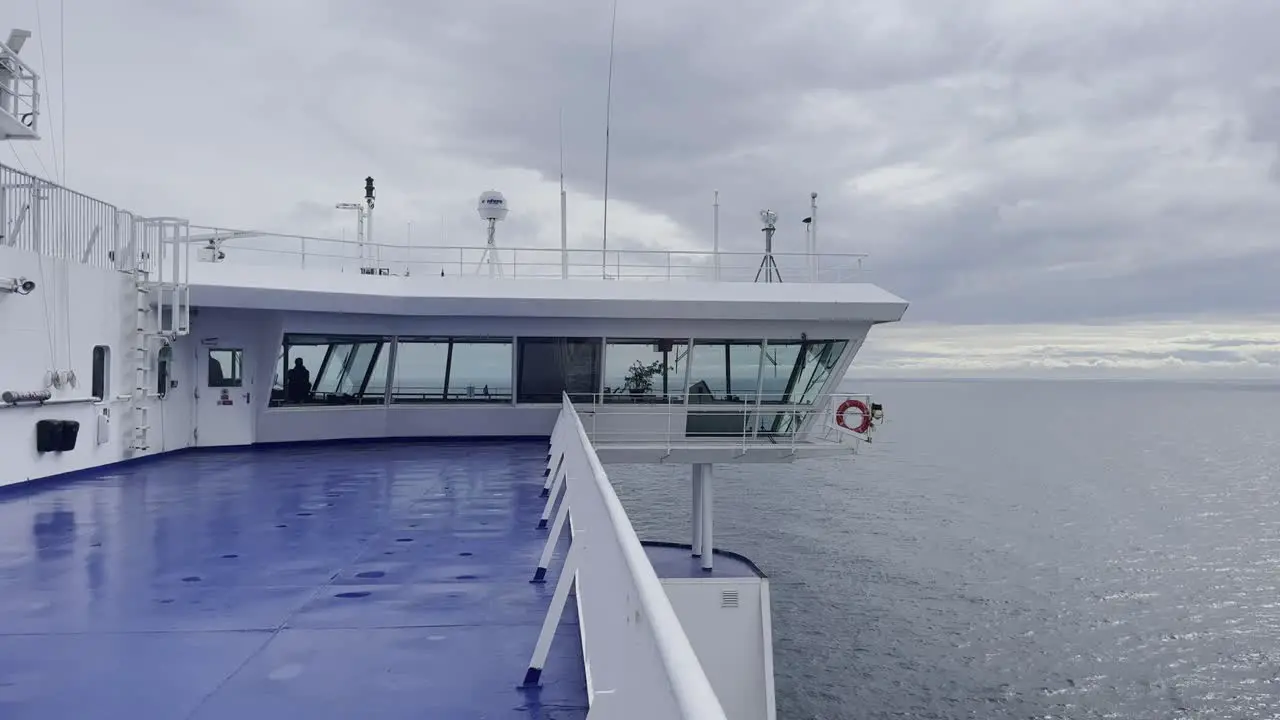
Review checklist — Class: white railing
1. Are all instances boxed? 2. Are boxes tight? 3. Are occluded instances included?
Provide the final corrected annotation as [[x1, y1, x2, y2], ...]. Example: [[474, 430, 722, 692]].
[[574, 391, 877, 454], [190, 225, 869, 283], [0, 162, 125, 269], [0, 163, 866, 284], [525, 394, 728, 719], [0, 38, 40, 139]]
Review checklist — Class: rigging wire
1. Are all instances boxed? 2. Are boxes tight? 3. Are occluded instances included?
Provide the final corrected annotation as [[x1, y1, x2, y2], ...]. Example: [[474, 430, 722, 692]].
[[600, 0, 618, 279], [33, 0, 61, 182], [59, 0, 66, 182]]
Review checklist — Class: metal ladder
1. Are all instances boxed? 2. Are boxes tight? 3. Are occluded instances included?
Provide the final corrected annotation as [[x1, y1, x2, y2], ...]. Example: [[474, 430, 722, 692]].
[[127, 216, 191, 453]]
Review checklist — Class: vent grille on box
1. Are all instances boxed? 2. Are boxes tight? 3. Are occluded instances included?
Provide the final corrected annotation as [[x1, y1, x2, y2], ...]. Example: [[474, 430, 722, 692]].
[[721, 589, 739, 608]]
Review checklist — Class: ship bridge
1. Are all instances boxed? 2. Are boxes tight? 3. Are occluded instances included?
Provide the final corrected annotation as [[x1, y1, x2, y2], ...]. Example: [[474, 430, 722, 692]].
[[1, 147, 906, 719]]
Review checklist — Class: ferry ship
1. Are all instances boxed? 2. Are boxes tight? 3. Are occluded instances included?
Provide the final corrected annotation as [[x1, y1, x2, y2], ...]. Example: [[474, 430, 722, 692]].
[[0, 28, 907, 719]]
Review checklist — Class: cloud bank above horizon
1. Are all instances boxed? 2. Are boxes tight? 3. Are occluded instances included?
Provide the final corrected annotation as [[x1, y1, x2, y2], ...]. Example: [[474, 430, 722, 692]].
[[5, 0, 1279, 377], [857, 316, 1280, 378]]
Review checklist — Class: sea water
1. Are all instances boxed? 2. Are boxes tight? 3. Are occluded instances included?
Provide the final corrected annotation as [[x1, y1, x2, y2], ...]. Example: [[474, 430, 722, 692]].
[[610, 379, 1280, 719]]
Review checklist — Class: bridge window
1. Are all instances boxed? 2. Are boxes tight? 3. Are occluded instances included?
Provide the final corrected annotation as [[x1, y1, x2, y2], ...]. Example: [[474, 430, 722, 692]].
[[517, 338, 601, 404], [602, 339, 688, 402], [757, 339, 849, 434], [273, 334, 390, 406], [390, 339, 448, 401], [789, 340, 848, 405], [685, 340, 763, 404], [392, 337, 512, 403], [756, 339, 848, 405]]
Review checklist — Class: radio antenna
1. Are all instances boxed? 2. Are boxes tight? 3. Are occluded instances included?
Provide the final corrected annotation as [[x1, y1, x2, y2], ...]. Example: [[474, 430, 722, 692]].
[[560, 108, 569, 279], [601, 0, 619, 279]]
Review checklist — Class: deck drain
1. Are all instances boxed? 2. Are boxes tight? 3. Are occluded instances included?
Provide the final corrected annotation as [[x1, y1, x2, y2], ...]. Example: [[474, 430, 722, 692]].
[[158, 599, 175, 604], [221, 554, 239, 559], [181, 576, 202, 583], [383, 551, 395, 556], [335, 591, 371, 599], [296, 512, 312, 517], [356, 571, 385, 579], [275, 524, 288, 528], [458, 552, 472, 557], [395, 538, 413, 543], [455, 574, 478, 580]]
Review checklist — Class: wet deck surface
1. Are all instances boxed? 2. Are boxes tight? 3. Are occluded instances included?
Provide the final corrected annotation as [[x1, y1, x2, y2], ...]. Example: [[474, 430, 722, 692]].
[[0, 442, 588, 719]]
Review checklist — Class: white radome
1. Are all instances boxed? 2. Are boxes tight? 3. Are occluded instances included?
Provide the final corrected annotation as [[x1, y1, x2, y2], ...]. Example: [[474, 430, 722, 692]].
[[477, 190, 509, 222]]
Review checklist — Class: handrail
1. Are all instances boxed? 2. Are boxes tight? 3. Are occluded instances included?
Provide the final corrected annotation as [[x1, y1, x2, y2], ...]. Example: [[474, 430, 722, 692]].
[[560, 392, 728, 719], [188, 223, 869, 284]]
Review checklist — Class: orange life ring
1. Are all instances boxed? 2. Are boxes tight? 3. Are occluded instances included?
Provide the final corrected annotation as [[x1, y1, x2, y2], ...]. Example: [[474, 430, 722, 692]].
[[835, 398, 872, 434]]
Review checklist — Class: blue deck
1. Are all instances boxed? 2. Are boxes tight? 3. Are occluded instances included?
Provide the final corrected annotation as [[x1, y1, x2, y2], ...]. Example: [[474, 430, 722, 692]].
[[642, 542, 765, 579], [0, 442, 589, 719]]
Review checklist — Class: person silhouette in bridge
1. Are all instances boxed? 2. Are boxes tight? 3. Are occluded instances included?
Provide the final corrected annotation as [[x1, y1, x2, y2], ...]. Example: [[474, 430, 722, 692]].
[[286, 357, 311, 404]]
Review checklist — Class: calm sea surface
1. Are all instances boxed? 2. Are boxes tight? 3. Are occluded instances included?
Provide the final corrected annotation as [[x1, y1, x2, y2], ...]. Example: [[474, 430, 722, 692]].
[[609, 380, 1280, 719]]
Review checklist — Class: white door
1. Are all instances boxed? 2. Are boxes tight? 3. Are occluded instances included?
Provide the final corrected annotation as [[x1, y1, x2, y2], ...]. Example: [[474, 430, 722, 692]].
[[195, 343, 256, 447]]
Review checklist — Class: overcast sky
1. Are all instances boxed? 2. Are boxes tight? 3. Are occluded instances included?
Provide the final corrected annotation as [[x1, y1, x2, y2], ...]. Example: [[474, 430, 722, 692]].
[[6, 0, 1280, 377]]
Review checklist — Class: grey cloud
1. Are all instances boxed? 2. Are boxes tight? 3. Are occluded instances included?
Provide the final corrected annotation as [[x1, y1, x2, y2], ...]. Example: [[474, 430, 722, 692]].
[[333, 0, 1280, 324], [10, 0, 1280, 330]]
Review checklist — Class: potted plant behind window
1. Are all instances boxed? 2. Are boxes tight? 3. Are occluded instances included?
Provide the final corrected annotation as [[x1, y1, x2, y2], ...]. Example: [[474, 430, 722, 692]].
[[623, 359, 665, 398]]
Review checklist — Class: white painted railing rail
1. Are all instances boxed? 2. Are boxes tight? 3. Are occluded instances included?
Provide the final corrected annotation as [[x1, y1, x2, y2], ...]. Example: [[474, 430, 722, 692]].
[[188, 224, 869, 284], [524, 393, 728, 719]]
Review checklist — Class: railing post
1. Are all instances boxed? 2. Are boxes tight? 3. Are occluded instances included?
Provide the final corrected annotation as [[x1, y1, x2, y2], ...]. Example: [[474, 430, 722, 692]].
[[30, 180, 41, 255], [539, 466, 565, 529], [532, 483, 571, 582], [543, 451, 563, 497], [522, 533, 581, 687]]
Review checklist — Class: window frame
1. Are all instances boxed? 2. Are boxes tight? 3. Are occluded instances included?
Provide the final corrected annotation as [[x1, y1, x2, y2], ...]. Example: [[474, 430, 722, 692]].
[[515, 337, 603, 404], [207, 348, 244, 388], [91, 345, 110, 401]]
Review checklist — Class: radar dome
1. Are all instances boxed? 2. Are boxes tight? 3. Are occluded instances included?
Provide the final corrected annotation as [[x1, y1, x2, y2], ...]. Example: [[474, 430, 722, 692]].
[[477, 190, 509, 222]]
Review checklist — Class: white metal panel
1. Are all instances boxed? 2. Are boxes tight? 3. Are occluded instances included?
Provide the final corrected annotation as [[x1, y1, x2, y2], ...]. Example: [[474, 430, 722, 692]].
[[0, 246, 197, 486], [660, 578, 775, 720], [185, 263, 909, 325]]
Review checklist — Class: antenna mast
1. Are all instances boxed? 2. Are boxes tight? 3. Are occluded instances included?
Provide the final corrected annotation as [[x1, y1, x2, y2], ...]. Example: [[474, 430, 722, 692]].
[[601, 0, 619, 279], [560, 109, 569, 279], [809, 192, 818, 281], [754, 209, 782, 283], [365, 176, 376, 268], [476, 190, 509, 278], [712, 190, 720, 280]]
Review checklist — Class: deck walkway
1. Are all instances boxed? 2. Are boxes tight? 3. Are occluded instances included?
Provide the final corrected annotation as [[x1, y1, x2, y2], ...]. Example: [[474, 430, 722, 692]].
[[0, 441, 588, 719]]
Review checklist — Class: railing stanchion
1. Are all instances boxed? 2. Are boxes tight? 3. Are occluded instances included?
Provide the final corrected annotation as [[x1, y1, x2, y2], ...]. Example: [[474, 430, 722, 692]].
[[532, 484, 572, 583], [539, 465, 565, 529], [522, 534, 582, 687]]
